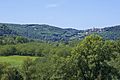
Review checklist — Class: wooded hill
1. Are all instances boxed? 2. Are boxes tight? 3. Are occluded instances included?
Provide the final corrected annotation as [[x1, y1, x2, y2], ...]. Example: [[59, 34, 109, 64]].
[[0, 23, 120, 41]]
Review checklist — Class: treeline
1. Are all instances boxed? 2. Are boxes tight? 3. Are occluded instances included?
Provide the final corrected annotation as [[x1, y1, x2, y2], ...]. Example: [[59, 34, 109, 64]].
[[0, 41, 72, 57], [1, 34, 120, 80], [0, 36, 32, 45]]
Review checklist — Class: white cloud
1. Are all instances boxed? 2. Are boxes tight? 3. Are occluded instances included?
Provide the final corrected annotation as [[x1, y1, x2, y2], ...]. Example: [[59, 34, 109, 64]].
[[45, 4, 58, 8]]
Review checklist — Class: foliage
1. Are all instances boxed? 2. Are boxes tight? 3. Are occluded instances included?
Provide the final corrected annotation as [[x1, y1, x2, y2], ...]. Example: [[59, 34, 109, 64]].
[[0, 34, 120, 80], [0, 62, 23, 80], [69, 35, 119, 79], [0, 36, 31, 45]]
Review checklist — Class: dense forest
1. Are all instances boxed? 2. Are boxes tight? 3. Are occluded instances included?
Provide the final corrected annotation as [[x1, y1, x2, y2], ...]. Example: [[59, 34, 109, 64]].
[[0, 23, 120, 42], [0, 34, 120, 80]]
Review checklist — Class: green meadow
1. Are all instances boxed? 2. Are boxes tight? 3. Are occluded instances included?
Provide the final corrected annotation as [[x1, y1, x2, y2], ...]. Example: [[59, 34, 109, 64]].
[[0, 56, 38, 67]]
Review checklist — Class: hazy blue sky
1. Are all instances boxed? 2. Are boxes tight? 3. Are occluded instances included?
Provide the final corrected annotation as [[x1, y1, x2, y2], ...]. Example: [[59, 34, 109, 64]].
[[0, 0, 120, 29]]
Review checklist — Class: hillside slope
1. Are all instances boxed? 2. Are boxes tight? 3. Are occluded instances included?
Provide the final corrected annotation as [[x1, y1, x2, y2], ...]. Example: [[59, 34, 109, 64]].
[[0, 23, 120, 41], [0, 23, 82, 41], [100, 25, 120, 40]]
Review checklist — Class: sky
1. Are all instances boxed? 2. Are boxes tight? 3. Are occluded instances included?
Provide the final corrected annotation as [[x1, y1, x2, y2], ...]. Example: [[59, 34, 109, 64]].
[[0, 0, 120, 30]]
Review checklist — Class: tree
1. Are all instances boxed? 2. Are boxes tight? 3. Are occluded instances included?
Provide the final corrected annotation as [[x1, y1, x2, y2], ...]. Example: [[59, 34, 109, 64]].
[[22, 58, 36, 80], [69, 34, 119, 80], [15, 36, 29, 43], [1, 67, 23, 80]]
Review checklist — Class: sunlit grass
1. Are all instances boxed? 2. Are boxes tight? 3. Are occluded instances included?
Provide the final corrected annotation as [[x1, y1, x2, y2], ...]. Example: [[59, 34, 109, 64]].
[[0, 56, 38, 67]]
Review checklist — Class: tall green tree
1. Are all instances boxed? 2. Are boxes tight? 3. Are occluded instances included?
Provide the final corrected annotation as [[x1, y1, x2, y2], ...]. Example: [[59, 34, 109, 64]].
[[53, 35, 120, 80], [69, 34, 119, 80], [22, 58, 36, 80]]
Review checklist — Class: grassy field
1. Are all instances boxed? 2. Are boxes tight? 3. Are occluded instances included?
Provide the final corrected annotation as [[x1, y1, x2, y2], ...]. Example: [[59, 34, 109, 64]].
[[0, 56, 38, 67]]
